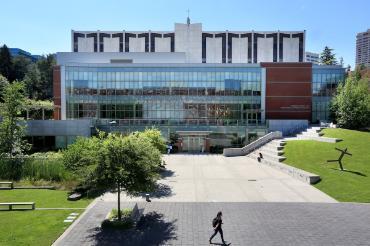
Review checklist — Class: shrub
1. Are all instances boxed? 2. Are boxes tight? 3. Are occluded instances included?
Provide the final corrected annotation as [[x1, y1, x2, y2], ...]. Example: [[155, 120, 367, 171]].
[[23, 152, 68, 181], [109, 208, 133, 220], [101, 208, 134, 229], [0, 152, 70, 181], [210, 145, 224, 154], [0, 156, 24, 180], [62, 136, 102, 183]]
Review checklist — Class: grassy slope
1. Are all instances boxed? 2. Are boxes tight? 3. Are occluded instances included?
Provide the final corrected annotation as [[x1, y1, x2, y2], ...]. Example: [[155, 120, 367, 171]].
[[283, 128, 370, 202], [0, 189, 92, 245]]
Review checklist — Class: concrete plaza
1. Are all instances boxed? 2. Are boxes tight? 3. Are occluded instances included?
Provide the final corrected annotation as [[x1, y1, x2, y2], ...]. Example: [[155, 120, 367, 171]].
[[102, 154, 336, 203], [54, 154, 370, 246], [55, 201, 370, 246]]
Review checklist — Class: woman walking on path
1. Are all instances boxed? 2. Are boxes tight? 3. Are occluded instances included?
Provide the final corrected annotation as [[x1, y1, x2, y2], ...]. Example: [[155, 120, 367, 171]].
[[209, 211, 227, 245]]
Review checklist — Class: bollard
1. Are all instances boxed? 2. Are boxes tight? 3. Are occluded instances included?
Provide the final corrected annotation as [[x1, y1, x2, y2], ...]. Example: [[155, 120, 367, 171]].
[[145, 193, 151, 202]]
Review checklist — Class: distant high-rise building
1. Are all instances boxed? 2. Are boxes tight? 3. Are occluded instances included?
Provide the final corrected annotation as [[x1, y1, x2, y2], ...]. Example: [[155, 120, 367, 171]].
[[305, 51, 320, 64], [356, 29, 370, 67]]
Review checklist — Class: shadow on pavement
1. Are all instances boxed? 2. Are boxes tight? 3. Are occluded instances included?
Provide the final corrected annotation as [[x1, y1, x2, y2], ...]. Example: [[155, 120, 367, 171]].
[[90, 212, 177, 246], [160, 168, 175, 178], [148, 183, 173, 198]]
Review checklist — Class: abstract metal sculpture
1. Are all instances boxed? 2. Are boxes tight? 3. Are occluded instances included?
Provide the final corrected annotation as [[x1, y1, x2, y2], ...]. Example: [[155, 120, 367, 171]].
[[327, 148, 352, 171]]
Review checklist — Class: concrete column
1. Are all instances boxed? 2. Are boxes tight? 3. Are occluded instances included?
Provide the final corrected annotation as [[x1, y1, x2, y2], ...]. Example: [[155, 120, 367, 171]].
[[261, 67, 266, 123]]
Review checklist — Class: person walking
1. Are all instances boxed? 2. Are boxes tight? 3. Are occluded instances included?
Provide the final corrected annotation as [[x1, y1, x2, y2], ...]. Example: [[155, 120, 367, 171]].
[[209, 211, 226, 245]]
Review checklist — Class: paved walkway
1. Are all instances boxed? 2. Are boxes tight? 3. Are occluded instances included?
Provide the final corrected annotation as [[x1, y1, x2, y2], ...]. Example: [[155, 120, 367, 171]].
[[55, 201, 370, 246], [102, 154, 336, 203]]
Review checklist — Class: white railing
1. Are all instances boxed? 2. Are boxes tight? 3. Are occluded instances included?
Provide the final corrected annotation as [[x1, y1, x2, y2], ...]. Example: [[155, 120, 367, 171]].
[[223, 131, 282, 157]]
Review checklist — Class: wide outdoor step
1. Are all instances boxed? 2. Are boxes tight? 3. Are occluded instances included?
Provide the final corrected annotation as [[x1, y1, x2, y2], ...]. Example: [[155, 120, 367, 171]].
[[270, 140, 286, 146], [311, 126, 324, 130], [256, 158, 321, 184], [296, 135, 341, 143], [302, 131, 324, 137], [306, 127, 322, 133], [260, 146, 285, 156], [265, 142, 285, 150], [256, 150, 286, 162]]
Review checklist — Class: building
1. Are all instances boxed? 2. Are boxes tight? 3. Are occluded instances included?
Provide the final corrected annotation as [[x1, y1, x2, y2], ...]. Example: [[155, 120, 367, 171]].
[[305, 51, 320, 64], [72, 23, 305, 63], [51, 22, 345, 152], [9, 48, 41, 62], [356, 29, 370, 67]]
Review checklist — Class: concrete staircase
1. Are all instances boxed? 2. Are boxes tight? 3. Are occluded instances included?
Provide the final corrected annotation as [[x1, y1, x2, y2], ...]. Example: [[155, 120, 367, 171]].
[[250, 139, 287, 162], [248, 138, 320, 184], [294, 126, 341, 143]]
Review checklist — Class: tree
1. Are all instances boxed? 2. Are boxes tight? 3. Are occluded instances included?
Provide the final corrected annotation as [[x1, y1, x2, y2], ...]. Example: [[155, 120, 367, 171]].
[[62, 131, 105, 184], [135, 128, 166, 153], [36, 54, 56, 100], [13, 56, 32, 81], [63, 131, 162, 221], [23, 63, 42, 99], [94, 133, 161, 221], [0, 75, 9, 102], [330, 75, 370, 129], [320, 46, 337, 65], [0, 45, 14, 81], [0, 81, 30, 156], [21, 54, 56, 100]]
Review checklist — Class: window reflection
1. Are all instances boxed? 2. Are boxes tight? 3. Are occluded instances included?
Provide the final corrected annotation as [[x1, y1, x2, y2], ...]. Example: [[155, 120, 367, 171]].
[[65, 66, 263, 126]]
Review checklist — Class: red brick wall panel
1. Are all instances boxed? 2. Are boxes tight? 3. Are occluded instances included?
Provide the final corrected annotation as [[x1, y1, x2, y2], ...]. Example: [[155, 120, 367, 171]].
[[53, 66, 61, 120], [262, 63, 312, 121], [266, 83, 311, 97]]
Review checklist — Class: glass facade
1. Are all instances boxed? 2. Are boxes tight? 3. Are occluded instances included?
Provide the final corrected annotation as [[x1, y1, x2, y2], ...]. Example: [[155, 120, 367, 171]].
[[64, 66, 263, 128], [312, 66, 345, 122]]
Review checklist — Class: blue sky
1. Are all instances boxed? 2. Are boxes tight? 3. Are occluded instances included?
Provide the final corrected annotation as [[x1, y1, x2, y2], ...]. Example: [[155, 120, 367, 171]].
[[1, 0, 369, 67]]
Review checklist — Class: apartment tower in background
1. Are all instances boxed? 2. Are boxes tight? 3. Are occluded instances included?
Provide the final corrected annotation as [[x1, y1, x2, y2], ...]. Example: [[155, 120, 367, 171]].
[[356, 29, 370, 67]]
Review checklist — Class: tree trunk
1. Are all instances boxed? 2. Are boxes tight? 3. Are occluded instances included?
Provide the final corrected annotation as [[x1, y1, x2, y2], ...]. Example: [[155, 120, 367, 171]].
[[117, 182, 121, 221]]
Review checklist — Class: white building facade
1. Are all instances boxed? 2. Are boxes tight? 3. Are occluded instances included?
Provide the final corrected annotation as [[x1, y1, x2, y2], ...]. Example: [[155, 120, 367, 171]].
[[356, 29, 370, 67], [72, 22, 305, 63], [305, 51, 320, 64]]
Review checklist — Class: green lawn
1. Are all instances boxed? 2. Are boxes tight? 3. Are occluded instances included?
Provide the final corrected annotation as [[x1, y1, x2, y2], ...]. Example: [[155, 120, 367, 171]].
[[0, 189, 92, 245], [0, 189, 91, 208], [283, 128, 370, 202], [0, 210, 79, 246]]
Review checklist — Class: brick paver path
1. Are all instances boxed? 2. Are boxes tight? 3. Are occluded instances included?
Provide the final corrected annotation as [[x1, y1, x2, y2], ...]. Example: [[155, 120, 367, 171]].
[[54, 201, 370, 246]]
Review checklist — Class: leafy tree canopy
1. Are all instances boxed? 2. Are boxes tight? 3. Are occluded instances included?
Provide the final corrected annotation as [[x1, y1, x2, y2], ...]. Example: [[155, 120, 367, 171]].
[[0, 75, 9, 102], [134, 128, 167, 153], [0, 81, 30, 156], [330, 74, 370, 129], [63, 131, 162, 221]]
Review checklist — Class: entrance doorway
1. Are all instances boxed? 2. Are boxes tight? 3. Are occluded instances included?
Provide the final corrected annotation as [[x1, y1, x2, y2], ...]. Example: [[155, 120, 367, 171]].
[[182, 136, 205, 152]]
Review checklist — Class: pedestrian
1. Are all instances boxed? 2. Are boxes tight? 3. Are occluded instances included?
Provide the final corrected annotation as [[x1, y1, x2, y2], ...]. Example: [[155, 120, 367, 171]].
[[209, 211, 226, 245]]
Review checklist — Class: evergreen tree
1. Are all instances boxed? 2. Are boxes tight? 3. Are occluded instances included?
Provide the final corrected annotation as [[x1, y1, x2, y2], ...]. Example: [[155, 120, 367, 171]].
[[23, 63, 42, 99], [36, 54, 56, 99], [320, 46, 338, 65], [13, 56, 32, 81], [0, 45, 14, 81]]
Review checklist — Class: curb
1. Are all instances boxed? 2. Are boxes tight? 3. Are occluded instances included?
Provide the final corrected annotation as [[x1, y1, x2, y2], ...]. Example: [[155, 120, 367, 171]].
[[51, 198, 99, 246]]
